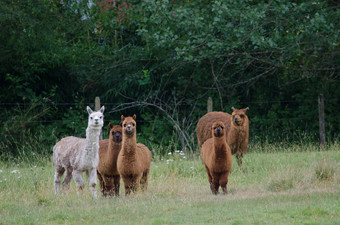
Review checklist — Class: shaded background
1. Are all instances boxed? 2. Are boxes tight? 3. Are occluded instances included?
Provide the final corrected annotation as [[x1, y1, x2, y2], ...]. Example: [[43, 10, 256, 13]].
[[0, 0, 339, 159]]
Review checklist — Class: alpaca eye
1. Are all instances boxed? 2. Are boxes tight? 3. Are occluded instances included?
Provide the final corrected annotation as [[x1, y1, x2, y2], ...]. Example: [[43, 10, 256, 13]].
[[100, 116, 103, 119], [90, 117, 93, 120], [240, 115, 244, 118], [132, 123, 135, 127], [124, 124, 126, 127]]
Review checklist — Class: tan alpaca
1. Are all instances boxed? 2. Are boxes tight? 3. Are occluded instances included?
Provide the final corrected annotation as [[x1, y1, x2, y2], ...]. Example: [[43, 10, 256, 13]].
[[97, 123, 122, 196], [196, 107, 249, 166], [228, 107, 249, 166], [117, 115, 151, 195], [201, 121, 232, 194]]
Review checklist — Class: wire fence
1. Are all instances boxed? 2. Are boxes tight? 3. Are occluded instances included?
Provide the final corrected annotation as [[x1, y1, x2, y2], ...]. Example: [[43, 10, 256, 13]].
[[0, 98, 335, 125]]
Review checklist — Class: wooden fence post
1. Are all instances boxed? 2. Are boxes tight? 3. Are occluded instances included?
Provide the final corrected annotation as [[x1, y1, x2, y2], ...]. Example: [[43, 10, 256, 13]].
[[95, 96, 103, 140], [318, 93, 325, 147], [207, 97, 213, 113]]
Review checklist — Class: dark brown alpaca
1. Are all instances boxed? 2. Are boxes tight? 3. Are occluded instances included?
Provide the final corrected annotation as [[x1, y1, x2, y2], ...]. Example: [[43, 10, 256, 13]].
[[97, 123, 122, 196], [195, 107, 249, 166], [201, 121, 232, 194], [117, 115, 151, 196]]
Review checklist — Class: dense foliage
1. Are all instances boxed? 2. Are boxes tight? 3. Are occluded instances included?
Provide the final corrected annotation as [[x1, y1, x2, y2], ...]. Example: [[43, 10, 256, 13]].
[[0, 0, 339, 158]]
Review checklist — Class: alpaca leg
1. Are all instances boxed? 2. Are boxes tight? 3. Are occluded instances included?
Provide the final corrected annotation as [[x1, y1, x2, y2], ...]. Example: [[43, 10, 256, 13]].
[[211, 174, 220, 195], [236, 153, 243, 167], [204, 165, 212, 184], [122, 175, 133, 196], [220, 172, 229, 194], [62, 167, 73, 194], [140, 170, 149, 192], [97, 171, 105, 196], [72, 170, 85, 196], [204, 165, 215, 194], [102, 175, 114, 197], [54, 167, 65, 196], [113, 175, 120, 196], [133, 175, 141, 193], [87, 169, 98, 199]]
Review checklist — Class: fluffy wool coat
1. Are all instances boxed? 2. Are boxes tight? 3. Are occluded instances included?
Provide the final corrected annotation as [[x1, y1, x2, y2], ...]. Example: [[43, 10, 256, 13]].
[[97, 123, 122, 196], [117, 115, 151, 195], [201, 121, 232, 194], [196, 107, 249, 166], [53, 106, 104, 199]]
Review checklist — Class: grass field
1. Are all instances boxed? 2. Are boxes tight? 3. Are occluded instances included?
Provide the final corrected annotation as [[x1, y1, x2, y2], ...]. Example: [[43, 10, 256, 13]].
[[0, 144, 339, 224]]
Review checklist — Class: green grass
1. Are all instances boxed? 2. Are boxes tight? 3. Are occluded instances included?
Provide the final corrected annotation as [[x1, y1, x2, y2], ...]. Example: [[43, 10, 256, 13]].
[[0, 144, 339, 224]]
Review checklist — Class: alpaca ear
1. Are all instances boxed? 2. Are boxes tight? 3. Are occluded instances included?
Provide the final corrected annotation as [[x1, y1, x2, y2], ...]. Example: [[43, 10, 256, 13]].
[[121, 115, 125, 122], [109, 122, 113, 129], [133, 114, 136, 120], [243, 107, 249, 112], [87, 106, 93, 115], [99, 106, 105, 113], [231, 107, 237, 112]]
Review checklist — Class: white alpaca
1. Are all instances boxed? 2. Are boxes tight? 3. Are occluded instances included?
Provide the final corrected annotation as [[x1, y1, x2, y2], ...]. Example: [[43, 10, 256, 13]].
[[53, 106, 104, 199]]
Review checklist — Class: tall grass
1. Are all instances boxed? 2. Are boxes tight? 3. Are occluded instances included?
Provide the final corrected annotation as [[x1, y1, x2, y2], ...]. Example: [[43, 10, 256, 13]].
[[0, 143, 339, 224]]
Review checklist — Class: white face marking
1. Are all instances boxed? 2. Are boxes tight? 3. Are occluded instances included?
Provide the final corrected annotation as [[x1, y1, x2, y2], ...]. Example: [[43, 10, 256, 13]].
[[87, 106, 104, 128]]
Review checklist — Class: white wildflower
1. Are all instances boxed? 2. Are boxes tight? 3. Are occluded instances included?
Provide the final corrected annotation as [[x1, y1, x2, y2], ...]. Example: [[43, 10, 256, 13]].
[[11, 170, 20, 174], [0, 169, 3, 173], [166, 159, 174, 164]]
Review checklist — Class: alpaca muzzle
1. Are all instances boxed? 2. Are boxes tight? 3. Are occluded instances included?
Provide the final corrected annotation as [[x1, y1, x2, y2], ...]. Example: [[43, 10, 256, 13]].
[[115, 133, 121, 142], [234, 117, 240, 125]]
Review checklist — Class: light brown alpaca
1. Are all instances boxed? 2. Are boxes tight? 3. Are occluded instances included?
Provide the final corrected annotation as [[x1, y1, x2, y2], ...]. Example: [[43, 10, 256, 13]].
[[117, 115, 151, 196], [97, 123, 122, 196], [195, 107, 249, 166], [228, 107, 249, 167], [201, 121, 232, 194]]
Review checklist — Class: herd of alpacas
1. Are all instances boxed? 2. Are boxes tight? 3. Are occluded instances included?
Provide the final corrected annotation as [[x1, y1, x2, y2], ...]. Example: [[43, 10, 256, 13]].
[[53, 105, 249, 198]]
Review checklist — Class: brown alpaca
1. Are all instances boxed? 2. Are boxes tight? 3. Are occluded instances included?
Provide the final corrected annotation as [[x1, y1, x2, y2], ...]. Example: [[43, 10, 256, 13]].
[[196, 107, 249, 167], [228, 107, 249, 167], [97, 123, 122, 196], [117, 115, 151, 196], [201, 121, 232, 194]]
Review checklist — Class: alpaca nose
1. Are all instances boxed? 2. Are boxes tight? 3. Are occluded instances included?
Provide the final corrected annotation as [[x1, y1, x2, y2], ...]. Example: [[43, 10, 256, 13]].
[[234, 117, 239, 123], [115, 133, 121, 141], [216, 127, 221, 135]]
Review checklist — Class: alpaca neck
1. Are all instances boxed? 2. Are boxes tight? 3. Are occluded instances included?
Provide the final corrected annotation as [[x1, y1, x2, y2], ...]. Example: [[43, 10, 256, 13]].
[[107, 138, 121, 159], [213, 136, 228, 158], [108, 139, 120, 152], [83, 126, 101, 159], [122, 133, 137, 156], [230, 123, 247, 140]]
